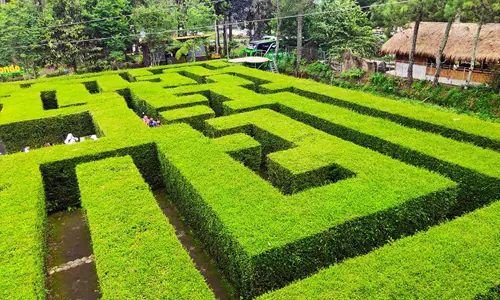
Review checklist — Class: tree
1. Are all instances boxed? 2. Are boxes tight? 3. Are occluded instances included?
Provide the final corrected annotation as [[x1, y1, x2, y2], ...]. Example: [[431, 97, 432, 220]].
[[0, 0, 48, 78], [271, 0, 283, 62], [46, 0, 102, 73], [463, 0, 499, 86], [175, 38, 209, 62], [83, 0, 134, 68], [180, 0, 215, 60], [296, 1, 304, 74], [290, 0, 314, 74], [133, 4, 178, 66], [431, 0, 464, 87], [250, 0, 274, 40], [180, 0, 215, 33], [373, 0, 438, 86], [270, 0, 314, 69], [312, 0, 376, 60]]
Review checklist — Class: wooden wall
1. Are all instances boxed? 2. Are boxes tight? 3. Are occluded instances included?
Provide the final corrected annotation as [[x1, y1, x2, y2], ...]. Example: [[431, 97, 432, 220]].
[[426, 66, 492, 83]]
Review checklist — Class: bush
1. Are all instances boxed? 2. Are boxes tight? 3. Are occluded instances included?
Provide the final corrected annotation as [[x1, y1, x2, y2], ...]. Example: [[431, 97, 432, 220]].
[[1, 60, 500, 299], [340, 68, 364, 79], [259, 200, 500, 299], [77, 156, 213, 299]]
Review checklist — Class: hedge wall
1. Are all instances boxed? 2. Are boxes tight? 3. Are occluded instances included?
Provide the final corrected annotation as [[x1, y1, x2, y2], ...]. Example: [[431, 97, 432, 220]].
[[259, 199, 500, 299], [0, 111, 96, 153], [1, 60, 499, 300], [77, 156, 213, 299]]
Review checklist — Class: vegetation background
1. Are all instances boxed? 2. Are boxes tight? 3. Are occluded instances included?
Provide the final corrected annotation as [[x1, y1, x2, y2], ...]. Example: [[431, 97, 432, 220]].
[[0, 0, 499, 119]]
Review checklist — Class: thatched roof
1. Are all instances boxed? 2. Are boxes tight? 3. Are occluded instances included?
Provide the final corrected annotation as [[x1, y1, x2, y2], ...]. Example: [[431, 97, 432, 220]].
[[380, 22, 500, 62]]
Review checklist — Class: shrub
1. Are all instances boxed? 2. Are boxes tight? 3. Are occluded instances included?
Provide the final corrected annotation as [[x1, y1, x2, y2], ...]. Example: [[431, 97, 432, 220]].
[[77, 156, 213, 299], [1, 60, 499, 300], [340, 68, 364, 79]]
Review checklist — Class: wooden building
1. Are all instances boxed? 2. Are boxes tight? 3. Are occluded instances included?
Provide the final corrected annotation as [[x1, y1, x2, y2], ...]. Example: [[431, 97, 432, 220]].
[[380, 22, 500, 85]]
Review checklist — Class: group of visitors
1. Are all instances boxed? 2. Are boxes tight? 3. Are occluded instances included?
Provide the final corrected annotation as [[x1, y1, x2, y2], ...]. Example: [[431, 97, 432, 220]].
[[22, 142, 51, 153], [18, 133, 99, 154], [64, 133, 99, 145], [142, 114, 162, 128]]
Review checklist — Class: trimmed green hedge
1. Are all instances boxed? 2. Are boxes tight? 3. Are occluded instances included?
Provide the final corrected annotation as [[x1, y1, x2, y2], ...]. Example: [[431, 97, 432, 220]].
[[0, 164, 46, 299], [0, 111, 96, 153], [136, 72, 198, 88], [1, 60, 500, 299], [227, 66, 500, 150], [161, 105, 215, 131], [212, 133, 262, 171], [259, 199, 500, 300], [77, 156, 213, 299], [128, 81, 210, 113], [200, 109, 457, 296]]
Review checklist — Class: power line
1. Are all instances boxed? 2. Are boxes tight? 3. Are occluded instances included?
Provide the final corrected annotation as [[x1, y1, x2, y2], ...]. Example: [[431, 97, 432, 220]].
[[11, 0, 226, 33], [5, 0, 412, 50]]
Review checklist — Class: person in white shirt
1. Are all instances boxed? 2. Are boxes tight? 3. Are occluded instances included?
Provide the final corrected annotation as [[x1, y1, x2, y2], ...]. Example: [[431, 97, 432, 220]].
[[64, 133, 79, 145]]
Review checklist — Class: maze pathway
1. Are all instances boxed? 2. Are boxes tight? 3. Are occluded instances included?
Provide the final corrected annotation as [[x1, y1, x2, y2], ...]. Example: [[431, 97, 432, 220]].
[[0, 60, 499, 299]]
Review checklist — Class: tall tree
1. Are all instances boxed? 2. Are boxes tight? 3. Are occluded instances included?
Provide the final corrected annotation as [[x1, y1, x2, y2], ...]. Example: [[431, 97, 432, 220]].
[[296, 1, 304, 74], [407, 3, 423, 86], [295, 0, 314, 74], [0, 0, 48, 78], [312, 0, 376, 60], [46, 0, 98, 73], [133, 3, 178, 66], [464, 0, 499, 86], [83, 0, 134, 68], [272, 0, 282, 62], [250, 0, 273, 40], [373, 0, 437, 86], [179, 0, 215, 60], [432, 0, 463, 87]]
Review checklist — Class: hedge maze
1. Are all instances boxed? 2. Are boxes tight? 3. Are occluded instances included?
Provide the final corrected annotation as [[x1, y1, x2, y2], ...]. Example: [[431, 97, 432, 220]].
[[1, 60, 500, 299]]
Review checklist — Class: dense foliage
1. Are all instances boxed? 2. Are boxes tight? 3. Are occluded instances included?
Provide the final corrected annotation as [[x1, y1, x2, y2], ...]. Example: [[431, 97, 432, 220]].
[[1, 61, 500, 298], [0, 0, 385, 77], [277, 57, 500, 120], [310, 0, 376, 59]]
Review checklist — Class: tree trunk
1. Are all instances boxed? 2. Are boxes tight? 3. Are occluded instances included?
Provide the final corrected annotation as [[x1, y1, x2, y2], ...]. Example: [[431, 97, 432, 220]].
[[432, 17, 453, 87], [253, 0, 263, 40], [466, 22, 483, 87], [222, 16, 228, 58], [275, 1, 281, 62], [215, 20, 220, 56], [407, 8, 423, 87], [296, 3, 303, 76], [228, 14, 233, 42], [72, 58, 78, 74]]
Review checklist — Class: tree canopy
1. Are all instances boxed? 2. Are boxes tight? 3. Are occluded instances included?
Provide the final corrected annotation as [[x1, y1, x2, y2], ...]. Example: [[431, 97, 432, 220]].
[[311, 0, 376, 59]]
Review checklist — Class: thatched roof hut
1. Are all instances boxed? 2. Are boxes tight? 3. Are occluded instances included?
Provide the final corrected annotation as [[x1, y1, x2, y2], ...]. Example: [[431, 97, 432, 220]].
[[380, 22, 500, 62]]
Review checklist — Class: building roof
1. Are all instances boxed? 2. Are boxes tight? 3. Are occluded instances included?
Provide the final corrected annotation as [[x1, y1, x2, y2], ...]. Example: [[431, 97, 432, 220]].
[[380, 22, 500, 62]]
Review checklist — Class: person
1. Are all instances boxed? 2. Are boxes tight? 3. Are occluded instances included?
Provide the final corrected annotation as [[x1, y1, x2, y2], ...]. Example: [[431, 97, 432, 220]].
[[22, 146, 30, 153], [64, 133, 78, 145], [149, 118, 158, 127], [44, 143, 51, 147], [90, 135, 99, 141], [143, 115, 150, 125]]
